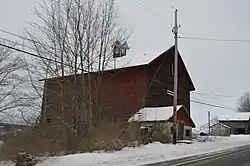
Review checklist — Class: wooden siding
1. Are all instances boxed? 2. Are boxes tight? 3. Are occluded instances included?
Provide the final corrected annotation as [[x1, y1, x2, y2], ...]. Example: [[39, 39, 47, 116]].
[[168, 107, 195, 127], [145, 47, 192, 115], [40, 46, 195, 127], [219, 121, 248, 134], [40, 66, 147, 126]]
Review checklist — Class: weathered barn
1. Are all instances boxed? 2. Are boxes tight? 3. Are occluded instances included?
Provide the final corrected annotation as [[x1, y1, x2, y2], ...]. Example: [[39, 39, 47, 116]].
[[218, 112, 250, 134], [210, 123, 231, 136], [40, 46, 195, 129], [128, 105, 195, 142]]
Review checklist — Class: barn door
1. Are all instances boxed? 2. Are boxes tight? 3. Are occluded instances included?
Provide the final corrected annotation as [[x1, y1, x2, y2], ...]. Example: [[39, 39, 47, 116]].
[[178, 122, 184, 140]]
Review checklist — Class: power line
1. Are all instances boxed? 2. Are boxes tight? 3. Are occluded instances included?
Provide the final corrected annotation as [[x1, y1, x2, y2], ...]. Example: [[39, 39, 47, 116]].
[[0, 28, 53, 49], [179, 36, 250, 43], [192, 91, 239, 99], [190, 99, 237, 111], [0, 42, 82, 71], [157, 80, 237, 110], [0, 36, 35, 51], [134, 0, 173, 28], [1, 40, 237, 111]]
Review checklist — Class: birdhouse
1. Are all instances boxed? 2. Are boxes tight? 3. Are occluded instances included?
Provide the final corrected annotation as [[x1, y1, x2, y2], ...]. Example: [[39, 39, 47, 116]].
[[112, 40, 129, 58], [121, 41, 129, 57], [112, 40, 121, 58]]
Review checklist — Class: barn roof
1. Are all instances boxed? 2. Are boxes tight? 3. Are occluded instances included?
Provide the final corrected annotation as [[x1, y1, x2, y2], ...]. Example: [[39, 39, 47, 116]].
[[40, 46, 195, 91], [218, 112, 250, 121], [128, 105, 183, 122], [211, 123, 231, 129]]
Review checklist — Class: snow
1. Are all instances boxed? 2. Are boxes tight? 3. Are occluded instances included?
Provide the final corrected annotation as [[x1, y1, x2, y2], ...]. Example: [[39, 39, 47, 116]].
[[211, 123, 231, 129], [113, 48, 168, 69], [2, 135, 250, 166], [128, 105, 183, 122], [218, 112, 250, 121]]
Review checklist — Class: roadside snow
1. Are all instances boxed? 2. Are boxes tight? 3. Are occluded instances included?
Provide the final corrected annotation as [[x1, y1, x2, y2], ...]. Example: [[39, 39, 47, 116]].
[[2, 135, 250, 166]]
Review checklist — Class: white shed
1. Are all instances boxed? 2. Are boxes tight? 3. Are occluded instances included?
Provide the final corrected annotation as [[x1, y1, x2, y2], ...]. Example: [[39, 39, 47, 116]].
[[210, 123, 231, 136]]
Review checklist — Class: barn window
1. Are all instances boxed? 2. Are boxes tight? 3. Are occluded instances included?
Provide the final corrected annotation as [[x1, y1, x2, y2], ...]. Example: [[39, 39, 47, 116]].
[[169, 60, 174, 75], [185, 130, 190, 136]]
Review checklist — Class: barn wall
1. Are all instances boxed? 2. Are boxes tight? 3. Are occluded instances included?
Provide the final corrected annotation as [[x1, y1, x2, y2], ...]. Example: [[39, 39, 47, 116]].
[[219, 121, 248, 134], [40, 66, 147, 127], [145, 47, 192, 116], [99, 66, 147, 119], [168, 107, 195, 127]]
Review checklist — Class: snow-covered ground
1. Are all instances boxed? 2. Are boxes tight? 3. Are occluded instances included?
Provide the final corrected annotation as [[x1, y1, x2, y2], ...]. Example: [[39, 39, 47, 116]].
[[2, 135, 250, 166]]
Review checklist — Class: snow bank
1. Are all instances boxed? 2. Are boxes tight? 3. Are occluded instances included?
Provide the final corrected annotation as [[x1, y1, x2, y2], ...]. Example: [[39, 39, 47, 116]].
[[2, 135, 250, 166]]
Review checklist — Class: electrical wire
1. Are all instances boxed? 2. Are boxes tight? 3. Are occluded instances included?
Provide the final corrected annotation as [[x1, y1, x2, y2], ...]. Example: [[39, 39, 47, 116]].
[[0, 36, 35, 51], [192, 91, 239, 99], [0, 42, 88, 72], [0, 28, 53, 49], [190, 99, 237, 111], [179, 36, 250, 43], [0, 42, 55, 62], [134, 0, 173, 28], [155, 79, 237, 110]]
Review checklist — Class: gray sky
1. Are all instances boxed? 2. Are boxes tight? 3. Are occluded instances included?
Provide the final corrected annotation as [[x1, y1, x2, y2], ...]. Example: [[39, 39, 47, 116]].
[[0, 0, 250, 128]]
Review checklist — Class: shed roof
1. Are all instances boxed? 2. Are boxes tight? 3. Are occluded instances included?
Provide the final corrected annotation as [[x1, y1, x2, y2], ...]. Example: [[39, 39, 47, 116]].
[[218, 112, 250, 121], [128, 105, 183, 122], [211, 123, 231, 129]]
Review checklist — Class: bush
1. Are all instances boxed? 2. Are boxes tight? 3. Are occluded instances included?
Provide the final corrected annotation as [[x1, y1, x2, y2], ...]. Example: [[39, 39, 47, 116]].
[[2, 120, 141, 160]]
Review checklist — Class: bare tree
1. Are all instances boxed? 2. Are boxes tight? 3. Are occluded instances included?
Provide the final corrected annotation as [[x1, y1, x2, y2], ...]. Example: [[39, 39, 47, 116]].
[[199, 116, 219, 134], [238, 92, 250, 112], [22, 0, 129, 151], [0, 41, 28, 122]]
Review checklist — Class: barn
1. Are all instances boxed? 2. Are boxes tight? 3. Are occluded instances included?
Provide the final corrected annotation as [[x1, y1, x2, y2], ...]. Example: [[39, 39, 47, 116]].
[[218, 112, 250, 135], [40, 46, 196, 132]]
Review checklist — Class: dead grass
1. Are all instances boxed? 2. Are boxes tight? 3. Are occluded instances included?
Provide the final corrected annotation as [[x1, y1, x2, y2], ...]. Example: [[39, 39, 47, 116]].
[[2, 120, 142, 160]]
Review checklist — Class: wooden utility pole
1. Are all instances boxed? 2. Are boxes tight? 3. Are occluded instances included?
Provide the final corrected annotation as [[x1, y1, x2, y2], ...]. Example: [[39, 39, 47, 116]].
[[172, 9, 179, 144], [208, 111, 211, 135]]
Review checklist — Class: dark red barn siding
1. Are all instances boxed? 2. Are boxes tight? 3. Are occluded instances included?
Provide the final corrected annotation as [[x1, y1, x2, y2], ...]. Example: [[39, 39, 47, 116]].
[[144, 46, 194, 116], [168, 107, 195, 127], [98, 66, 147, 119], [40, 46, 195, 127], [40, 65, 147, 125]]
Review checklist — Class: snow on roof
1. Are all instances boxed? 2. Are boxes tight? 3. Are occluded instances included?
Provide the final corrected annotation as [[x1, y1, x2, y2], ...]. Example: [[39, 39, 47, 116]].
[[128, 105, 183, 122], [218, 112, 250, 121], [105, 46, 174, 70], [211, 123, 231, 129]]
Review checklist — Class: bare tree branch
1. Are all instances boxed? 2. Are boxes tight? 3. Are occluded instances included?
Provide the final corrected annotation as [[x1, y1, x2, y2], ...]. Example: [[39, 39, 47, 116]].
[[238, 92, 250, 112]]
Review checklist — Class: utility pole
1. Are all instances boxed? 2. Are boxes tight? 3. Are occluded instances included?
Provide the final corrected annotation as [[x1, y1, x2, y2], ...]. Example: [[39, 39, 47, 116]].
[[208, 111, 211, 135], [172, 9, 179, 144], [114, 58, 116, 69]]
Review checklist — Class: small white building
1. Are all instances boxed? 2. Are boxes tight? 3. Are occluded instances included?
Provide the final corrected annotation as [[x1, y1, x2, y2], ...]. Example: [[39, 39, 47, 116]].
[[210, 123, 231, 136], [128, 105, 196, 142]]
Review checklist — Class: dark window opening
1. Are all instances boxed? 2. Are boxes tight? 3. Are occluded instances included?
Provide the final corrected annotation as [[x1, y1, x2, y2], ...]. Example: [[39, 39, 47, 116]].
[[185, 130, 190, 136], [171, 127, 173, 134], [169, 60, 174, 76], [234, 128, 246, 134]]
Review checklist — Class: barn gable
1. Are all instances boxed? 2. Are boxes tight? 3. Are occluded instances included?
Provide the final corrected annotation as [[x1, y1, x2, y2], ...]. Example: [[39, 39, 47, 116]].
[[40, 45, 195, 126]]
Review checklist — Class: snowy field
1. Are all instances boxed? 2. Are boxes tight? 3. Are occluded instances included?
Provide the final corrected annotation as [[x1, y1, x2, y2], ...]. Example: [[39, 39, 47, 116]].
[[2, 135, 250, 166]]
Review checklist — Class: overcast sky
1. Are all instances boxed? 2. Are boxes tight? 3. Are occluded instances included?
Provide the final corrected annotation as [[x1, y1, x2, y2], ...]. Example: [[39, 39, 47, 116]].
[[0, 0, 250, 128]]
